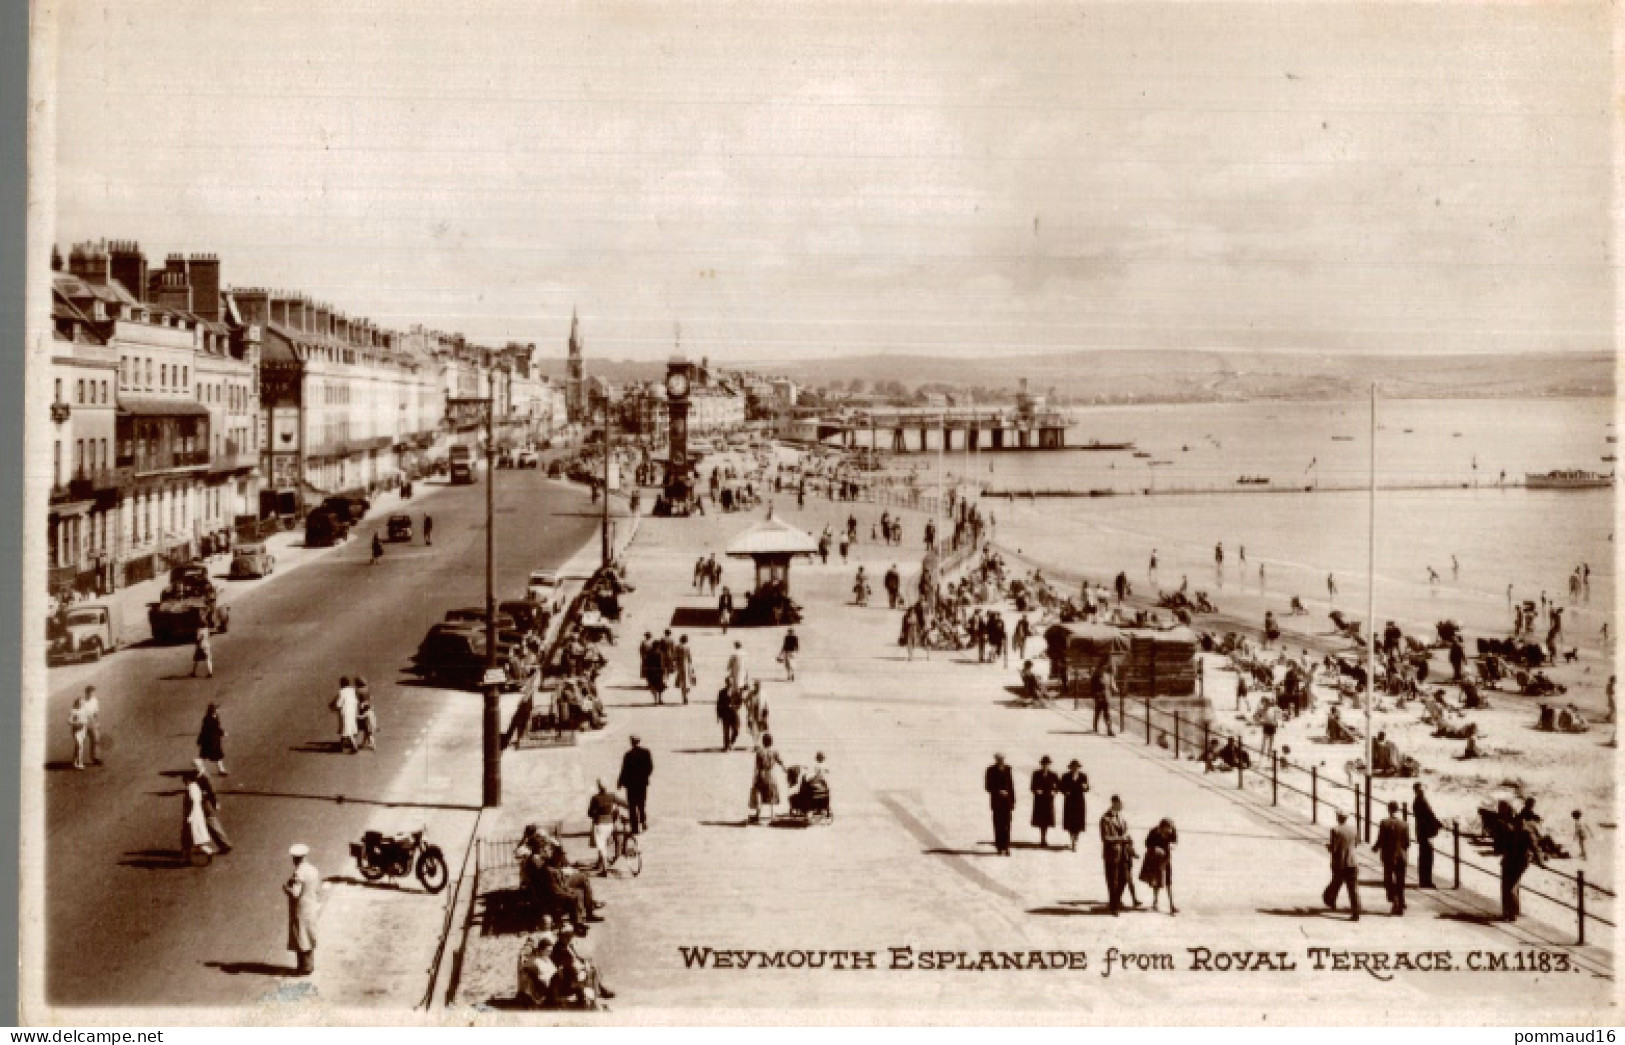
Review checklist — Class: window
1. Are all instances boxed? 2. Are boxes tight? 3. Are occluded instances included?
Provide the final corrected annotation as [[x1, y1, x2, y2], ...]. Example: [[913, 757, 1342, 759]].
[[75, 439, 84, 475], [99, 439, 107, 469], [119, 358, 126, 386], [182, 366, 188, 389], [76, 379, 84, 404], [52, 441, 60, 487], [145, 359, 152, 388], [160, 364, 167, 389], [54, 378, 61, 403]]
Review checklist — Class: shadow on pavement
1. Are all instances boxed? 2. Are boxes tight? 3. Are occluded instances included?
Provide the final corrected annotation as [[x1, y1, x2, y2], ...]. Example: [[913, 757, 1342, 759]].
[[325, 873, 418, 893], [671, 747, 730, 754], [670, 607, 720, 629], [118, 848, 198, 870], [1028, 904, 1118, 917], [289, 740, 352, 755], [924, 847, 1000, 858], [1257, 905, 1353, 920], [697, 819, 754, 829], [192, 787, 480, 813], [204, 960, 299, 978], [1437, 910, 1504, 926]]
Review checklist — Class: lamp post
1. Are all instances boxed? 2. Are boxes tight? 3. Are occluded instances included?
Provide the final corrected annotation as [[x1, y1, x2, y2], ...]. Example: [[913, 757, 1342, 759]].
[[450, 392, 503, 808], [483, 394, 501, 807], [601, 396, 613, 569]]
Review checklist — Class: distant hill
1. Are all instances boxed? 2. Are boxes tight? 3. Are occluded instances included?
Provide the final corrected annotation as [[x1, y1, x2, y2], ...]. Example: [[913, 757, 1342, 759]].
[[539, 350, 1614, 403], [764, 350, 1615, 403]]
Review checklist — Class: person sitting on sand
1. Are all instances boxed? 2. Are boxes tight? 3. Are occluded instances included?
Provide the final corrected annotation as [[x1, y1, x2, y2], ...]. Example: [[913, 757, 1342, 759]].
[[1324, 706, 1358, 745], [1557, 704, 1590, 733], [1458, 735, 1481, 760]]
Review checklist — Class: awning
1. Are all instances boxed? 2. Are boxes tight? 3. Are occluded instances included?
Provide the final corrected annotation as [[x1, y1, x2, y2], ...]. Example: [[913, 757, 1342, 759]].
[[117, 396, 211, 418], [725, 516, 819, 558]]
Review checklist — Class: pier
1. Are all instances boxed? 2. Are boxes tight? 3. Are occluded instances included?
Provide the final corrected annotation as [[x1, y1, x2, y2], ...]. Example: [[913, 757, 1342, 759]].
[[789, 381, 1075, 453]]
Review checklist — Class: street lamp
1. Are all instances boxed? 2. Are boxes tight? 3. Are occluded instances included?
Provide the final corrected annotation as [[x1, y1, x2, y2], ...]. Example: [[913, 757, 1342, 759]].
[[449, 393, 502, 807]]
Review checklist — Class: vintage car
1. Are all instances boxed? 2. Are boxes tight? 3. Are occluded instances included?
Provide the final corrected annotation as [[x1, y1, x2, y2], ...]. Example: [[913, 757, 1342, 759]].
[[149, 586, 229, 644], [47, 602, 124, 664], [514, 449, 540, 469], [304, 508, 350, 548], [410, 624, 522, 690], [386, 514, 413, 542], [229, 543, 275, 579], [321, 494, 371, 523], [498, 599, 550, 636], [526, 568, 562, 605]]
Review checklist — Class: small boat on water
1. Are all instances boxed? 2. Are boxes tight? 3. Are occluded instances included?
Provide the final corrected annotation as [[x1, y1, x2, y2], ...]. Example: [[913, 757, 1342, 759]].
[[1132, 451, 1151, 459], [1150, 460, 1174, 466], [1603, 455, 1617, 463], [1330, 435, 1353, 442], [1076, 440, 1135, 451], [1402, 428, 1413, 433], [1237, 475, 1270, 485], [1525, 470, 1614, 489]]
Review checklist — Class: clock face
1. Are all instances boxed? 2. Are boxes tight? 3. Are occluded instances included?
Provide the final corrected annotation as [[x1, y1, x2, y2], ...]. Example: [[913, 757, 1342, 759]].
[[667, 372, 689, 397]]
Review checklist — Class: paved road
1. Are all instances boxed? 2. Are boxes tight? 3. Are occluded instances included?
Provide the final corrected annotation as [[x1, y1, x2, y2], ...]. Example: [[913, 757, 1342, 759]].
[[44, 473, 602, 1006]]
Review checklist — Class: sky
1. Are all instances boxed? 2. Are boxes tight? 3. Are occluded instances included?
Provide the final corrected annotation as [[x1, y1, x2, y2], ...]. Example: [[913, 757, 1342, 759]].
[[40, 0, 1616, 363]]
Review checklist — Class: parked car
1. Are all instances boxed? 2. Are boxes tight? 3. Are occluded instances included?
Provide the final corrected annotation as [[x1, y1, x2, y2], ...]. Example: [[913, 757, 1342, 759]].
[[411, 624, 521, 690], [167, 562, 218, 600], [515, 449, 540, 469], [47, 602, 123, 664], [305, 509, 350, 548], [527, 568, 562, 604], [386, 514, 413, 542], [229, 543, 275, 579], [321, 495, 370, 523], [498, 599, 550, 636]]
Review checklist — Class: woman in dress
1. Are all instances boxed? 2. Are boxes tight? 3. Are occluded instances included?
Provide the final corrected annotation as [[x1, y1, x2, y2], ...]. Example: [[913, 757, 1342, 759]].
[[1139, 818, 1179, 914], [197, 703, 227, 775], [182, 771, 213, 858], [749, 733, 784, 823], [1030, 756, 1059, 848], [1059, 759, 1090, 851]]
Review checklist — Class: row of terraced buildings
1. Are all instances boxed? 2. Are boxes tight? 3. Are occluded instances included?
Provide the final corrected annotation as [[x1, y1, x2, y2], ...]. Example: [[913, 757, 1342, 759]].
[[45, 240, 568, 599]]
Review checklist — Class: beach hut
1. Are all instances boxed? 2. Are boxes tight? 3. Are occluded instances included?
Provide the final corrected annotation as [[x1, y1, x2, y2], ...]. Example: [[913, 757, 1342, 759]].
[[1044, 622, 1132, 693], [725, 515, 819, 597]]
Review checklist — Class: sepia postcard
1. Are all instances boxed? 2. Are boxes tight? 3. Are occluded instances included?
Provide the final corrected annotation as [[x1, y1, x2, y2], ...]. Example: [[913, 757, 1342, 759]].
[[18, 0, 1621, 1026]]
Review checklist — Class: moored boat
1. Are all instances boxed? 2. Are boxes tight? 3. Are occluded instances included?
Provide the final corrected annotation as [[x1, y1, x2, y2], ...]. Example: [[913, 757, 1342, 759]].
[[1525, 470, 1614, 489]]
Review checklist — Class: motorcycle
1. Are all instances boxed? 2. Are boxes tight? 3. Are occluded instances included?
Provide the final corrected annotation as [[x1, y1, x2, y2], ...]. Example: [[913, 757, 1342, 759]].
[[350, 827, 449, 893]]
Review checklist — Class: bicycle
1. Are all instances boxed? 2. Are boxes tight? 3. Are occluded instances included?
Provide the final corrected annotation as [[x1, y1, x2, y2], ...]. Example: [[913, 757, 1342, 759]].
[[606, 810, 642, 877]]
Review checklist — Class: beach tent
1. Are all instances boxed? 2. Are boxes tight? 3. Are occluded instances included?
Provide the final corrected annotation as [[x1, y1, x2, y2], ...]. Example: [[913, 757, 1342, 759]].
[[1044, 622, 1131, 692], [725, 514, 819, 595], [1123, 626, 1201, 698]]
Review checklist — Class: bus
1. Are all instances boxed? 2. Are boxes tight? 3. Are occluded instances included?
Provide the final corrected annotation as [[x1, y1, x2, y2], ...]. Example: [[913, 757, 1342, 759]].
[[448, 444, 475, 485]]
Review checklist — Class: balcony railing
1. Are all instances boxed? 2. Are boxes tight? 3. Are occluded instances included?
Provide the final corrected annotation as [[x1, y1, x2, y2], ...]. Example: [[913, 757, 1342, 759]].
[[123, 448, 210, 475]]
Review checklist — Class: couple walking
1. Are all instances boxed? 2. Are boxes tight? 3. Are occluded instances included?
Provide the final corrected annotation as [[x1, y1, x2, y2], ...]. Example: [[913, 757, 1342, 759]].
[[332, 677, 378, 753]]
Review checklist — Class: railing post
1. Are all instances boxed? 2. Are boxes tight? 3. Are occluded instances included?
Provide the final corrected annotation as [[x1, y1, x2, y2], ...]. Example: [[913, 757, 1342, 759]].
[[1237, 759, 1244, 791], [1174, 709, 1181, 759], [1145, 697, 1152, 744], [1363, 773, 1373, 843], [1452, 820, 1461, 890], [1202, 720, 1210, 763], [1577, 871, 1586, 945], [1271, 753, 1278, 805], [1310, 765, 1318, 823], [1353, 783, 1361, 837]]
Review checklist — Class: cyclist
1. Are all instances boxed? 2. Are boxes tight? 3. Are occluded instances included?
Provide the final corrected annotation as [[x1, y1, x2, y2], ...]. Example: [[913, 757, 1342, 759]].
[[586, 780, 627, 875]]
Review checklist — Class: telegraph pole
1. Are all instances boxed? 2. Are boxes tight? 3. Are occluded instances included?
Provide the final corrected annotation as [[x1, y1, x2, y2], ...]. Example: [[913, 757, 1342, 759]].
[[601, 399, 613, 568], [482, 393, 501, 807]]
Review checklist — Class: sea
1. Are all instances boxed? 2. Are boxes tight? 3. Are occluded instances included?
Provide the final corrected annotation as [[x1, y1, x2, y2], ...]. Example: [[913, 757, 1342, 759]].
[[922, 397, 1617, 654]]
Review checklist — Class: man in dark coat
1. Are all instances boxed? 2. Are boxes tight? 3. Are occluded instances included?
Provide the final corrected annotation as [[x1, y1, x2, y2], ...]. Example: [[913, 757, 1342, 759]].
[[1412, 782, 1441, 888], [984, 754, 1015, 856], [1099, 795, 1134, 914], [1496, 799, 1543, 922], [1091, 663, 1117, 736], [1030, 756, 1059, 848], [1374, 801, 1411, 915], [617, 735, 654, 834], [1323, 810, 1361, 920]]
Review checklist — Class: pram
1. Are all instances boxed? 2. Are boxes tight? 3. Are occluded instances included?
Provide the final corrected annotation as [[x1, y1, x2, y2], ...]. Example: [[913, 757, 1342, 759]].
[[785, 766, 832, 824]]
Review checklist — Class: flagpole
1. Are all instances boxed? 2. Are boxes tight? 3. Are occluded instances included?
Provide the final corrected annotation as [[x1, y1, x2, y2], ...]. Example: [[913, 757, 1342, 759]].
[[1364, 383, 1377, 840]]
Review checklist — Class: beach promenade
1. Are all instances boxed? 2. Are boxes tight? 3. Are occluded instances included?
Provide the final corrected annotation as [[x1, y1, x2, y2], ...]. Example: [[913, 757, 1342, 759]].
[[449, 491, 1615, 1021]]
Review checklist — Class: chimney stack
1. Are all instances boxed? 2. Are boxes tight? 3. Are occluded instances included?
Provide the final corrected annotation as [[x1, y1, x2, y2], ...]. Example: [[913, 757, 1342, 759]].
[[187, 254, 221, 322], [68, 241, 112, 287], [107, 240, 148, 301]]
